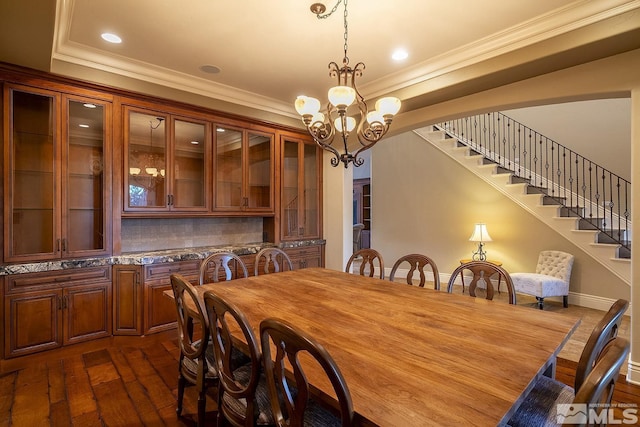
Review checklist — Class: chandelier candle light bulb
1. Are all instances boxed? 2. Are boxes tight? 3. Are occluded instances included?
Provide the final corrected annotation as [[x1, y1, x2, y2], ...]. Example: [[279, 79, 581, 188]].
[[295, 0, 401, 167]]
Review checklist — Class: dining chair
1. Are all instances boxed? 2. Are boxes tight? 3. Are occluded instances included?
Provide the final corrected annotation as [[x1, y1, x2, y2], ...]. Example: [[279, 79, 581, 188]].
[[199, 251, 248, 285], [507, 337, 629, 427], [345, 248, 385, 279], [260, 318, 355, 427], [254, 248, 294, 275], [510, 250, 574, 309], [447, 260, 516, 304], [203, 290, 274, 427], [389, 253, 440, 290], [170, 274, 218, 427], [506, 299, 628, 425]]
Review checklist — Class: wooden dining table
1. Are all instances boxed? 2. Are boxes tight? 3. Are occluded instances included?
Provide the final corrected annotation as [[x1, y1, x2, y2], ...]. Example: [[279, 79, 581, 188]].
[[181, 267, 581, 426]]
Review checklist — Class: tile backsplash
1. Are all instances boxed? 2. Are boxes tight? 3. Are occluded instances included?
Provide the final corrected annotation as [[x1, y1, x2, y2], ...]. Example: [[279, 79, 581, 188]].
[[121, 217, 264, 252]]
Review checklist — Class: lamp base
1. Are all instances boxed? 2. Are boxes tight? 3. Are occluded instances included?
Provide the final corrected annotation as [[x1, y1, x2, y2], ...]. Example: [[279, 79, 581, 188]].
[[472, 243, 487, 261]]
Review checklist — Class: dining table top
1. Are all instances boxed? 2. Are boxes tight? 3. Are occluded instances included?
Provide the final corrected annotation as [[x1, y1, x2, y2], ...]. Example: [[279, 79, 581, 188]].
[[185, 267, 581, 426]]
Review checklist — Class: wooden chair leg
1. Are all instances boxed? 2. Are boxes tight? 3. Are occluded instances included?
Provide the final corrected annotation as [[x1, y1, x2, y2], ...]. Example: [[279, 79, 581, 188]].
[[197, 388, 206, 427], [176, 375, 185, 416], [536, 297, 544, 310], [563, 295, 568, 308]]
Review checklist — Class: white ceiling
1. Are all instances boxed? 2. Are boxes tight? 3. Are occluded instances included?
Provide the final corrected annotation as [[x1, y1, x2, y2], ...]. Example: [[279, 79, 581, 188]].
[[0, 0, 637, 123], [49, 0, 635, 119]]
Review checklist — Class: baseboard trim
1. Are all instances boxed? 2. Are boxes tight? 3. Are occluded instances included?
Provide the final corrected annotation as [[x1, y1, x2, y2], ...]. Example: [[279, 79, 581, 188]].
[[391, 268, 630, 315], [627, 360, 640, 385], [567, 291, 631, 315]]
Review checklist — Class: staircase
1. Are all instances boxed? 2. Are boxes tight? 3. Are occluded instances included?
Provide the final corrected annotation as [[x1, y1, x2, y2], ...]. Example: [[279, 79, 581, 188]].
[[413, 122, 631, 285]]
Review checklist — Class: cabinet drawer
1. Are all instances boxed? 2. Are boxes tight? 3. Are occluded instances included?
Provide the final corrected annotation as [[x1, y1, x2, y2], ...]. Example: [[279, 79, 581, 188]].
[[5, 266, 111, 293], [286, 245, 321, 259], [144, 260, 200, 282]]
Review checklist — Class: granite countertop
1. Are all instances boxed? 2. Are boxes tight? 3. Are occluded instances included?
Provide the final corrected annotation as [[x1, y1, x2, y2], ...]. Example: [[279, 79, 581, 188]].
[[0, 240, 325, 275]]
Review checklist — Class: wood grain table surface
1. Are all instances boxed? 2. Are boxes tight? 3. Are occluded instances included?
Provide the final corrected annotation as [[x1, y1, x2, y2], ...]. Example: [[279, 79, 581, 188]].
[[183, 267, 581, 426]]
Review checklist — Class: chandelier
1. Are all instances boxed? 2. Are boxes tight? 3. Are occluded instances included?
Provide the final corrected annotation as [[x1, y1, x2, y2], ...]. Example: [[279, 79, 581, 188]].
[[294, 0, 401, 168]]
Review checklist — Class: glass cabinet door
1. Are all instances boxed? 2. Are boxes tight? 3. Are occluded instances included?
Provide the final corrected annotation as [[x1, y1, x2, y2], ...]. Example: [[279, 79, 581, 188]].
[[302, 142, 320, 238], [214, 125, 243, 210], [173, 118, 207, 210], [126, 110, 167, 209], [63, 97, 109, 255], [282, 139, 300, 239], [247, 131, 273, 210], [281, 137, 321, 240], [5, 87, 58, 260]]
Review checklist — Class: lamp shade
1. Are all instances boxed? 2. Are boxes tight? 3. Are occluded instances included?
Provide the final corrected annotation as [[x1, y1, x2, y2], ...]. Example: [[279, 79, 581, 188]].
[[375, 96, 401, 116], [328, 86, 356, 108], [334, 116, 356, 132], [295, 96, 321, 116], [469, 223, 492, 242]]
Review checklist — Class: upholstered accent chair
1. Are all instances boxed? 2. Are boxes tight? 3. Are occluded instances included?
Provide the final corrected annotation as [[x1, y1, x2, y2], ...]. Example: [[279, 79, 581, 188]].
[[510, 250, 574, 310]]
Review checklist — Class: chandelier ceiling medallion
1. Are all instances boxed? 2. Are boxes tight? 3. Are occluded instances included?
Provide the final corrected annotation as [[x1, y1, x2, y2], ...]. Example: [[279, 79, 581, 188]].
[[294, 0, 401, 168]]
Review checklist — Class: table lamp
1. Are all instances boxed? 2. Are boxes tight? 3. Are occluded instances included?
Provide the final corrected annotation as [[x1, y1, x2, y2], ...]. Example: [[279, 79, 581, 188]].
[[469, 223, 492, 261]]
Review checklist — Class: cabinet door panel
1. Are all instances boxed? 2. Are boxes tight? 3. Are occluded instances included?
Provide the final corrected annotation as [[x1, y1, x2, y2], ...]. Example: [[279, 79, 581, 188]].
[[215, 126, 243, 209], [5, 291, 62, 358], [64, 97, 109, 255], [247, 132, 273, 210], [6, 87, 58, 260], [64, 284, 111, 344], [126, 110, 168, 210], [145, 282, 177, 334], [173, 118, 207, 210], [113, 266, 143, 335], [281, 137, 322, 240]]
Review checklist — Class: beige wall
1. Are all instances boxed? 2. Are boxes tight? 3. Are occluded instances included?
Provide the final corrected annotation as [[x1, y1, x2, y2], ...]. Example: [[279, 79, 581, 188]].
[[372, 131, 629, 300], [503, 99, 632, 181]]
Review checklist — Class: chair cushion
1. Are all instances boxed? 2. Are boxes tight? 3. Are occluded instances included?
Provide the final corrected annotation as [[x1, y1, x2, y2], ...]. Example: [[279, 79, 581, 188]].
[[303, 400, 342, 427], [511, 273, 569, 298], [221, 364, 275, 425], [181, 339, 218, 379], [508, 375, 574, 427]]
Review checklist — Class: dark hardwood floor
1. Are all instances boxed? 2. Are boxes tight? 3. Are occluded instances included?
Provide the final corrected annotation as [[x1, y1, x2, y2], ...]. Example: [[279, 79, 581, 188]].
[[0, 331, 639, 426]]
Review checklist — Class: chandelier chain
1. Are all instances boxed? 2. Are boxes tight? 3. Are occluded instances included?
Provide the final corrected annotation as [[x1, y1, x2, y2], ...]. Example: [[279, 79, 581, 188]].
[[342, 0, 349, 64], [315, 0, 342, 19]]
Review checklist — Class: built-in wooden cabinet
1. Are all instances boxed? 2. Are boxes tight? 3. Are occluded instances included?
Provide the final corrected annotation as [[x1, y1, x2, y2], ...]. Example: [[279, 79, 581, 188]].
[[124, 106, 210, 213], [3, 267, 112, 358], [3, 84, 111, 262], [112, 265, 143, 335], [214, 124, 274, 214], [280, 135, 322, 241], [285, 245, 324, 270], [143, 260, 199, 334]]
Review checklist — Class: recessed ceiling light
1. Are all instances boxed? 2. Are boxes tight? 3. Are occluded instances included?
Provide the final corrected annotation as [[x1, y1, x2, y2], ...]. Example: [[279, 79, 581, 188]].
[[83, 103, 97, 108], [101, 33, 122, 44], [200, 65, 221, 74], [79, 124, 89, 128], [392, 49, 408, 61]]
